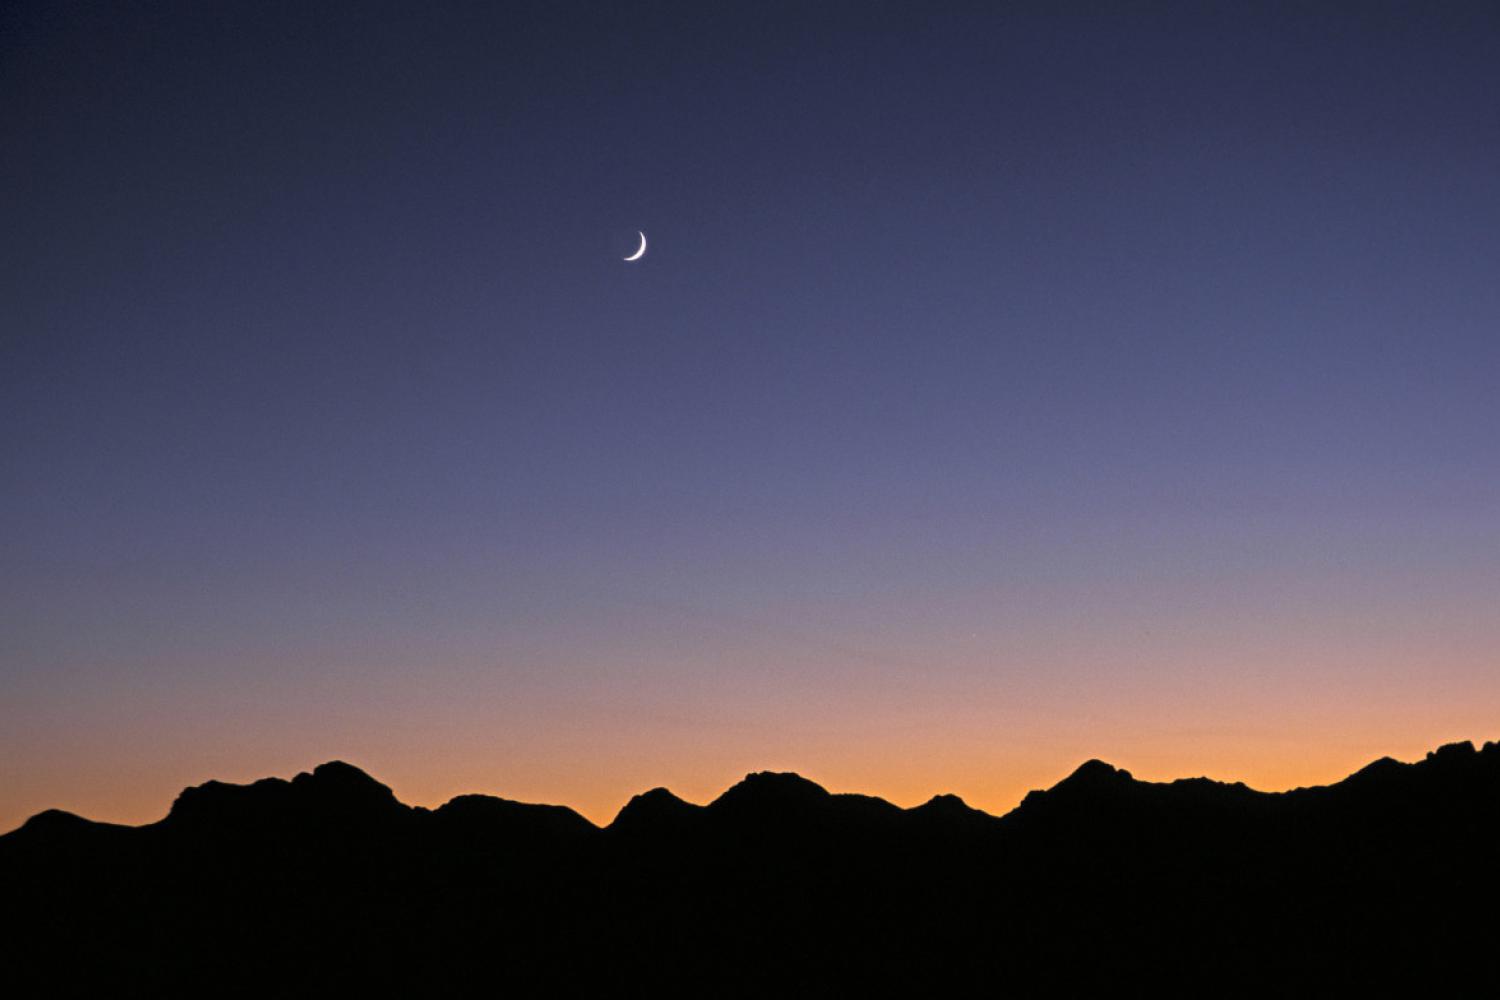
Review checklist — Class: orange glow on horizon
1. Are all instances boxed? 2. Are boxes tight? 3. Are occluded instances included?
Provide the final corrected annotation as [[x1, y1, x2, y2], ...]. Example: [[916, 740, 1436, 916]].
[[5, 702, 1493, 832]]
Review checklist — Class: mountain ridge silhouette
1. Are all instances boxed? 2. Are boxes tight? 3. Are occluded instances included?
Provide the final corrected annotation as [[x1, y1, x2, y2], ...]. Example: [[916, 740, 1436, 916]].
[[5, 738, 1497, 993], [17, 740, 1493, 837]]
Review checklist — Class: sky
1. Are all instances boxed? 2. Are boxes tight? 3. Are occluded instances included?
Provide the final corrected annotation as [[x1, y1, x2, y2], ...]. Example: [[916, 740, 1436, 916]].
[[3, 0, 1498, 830]]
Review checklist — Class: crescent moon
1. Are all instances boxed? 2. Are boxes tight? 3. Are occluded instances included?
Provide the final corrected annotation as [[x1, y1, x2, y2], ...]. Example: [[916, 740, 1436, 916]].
[[623, 231, 647, 261]]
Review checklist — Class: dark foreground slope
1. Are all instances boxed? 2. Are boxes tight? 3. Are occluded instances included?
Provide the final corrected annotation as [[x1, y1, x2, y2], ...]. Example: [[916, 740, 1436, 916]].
[[4, 741, 1498, 994]]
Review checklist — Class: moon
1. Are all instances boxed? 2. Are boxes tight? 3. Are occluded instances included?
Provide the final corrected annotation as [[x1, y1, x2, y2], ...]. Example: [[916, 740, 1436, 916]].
[[623, 231, 647, 261]]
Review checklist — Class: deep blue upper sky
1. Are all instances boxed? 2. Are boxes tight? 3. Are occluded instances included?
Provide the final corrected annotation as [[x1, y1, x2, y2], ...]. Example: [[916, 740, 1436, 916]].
[[2, 1, 1498, 824]]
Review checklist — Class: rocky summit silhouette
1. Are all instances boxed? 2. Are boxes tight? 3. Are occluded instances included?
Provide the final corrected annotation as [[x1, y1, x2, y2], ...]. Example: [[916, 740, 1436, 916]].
[[5, 741, 1499, 995]]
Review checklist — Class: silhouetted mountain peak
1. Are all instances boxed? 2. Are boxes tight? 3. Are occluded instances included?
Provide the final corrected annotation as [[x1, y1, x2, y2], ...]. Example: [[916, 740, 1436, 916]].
[[291, 760, 400, 809], [1346, 755, 1405, 784], [1426, 740, 1477, 764], [1014, 759, 1138, 814], [433, 794, 596, 838], [909, 792, 999, 830], [1059, 758, 1135, 788], [635, 786, 690, 806], [610, 786, 702, 834], [19, 808, 89, 831], [710, 771, 830, 814], [920, 792, 971, 811], [0, 808, 128, 852], [164, 762, 402, 830], [165, 776, 289, 827]]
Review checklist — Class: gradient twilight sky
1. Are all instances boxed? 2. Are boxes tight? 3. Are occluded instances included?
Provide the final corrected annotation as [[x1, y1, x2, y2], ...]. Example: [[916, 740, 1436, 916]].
[[3, 1, 1498, 831]]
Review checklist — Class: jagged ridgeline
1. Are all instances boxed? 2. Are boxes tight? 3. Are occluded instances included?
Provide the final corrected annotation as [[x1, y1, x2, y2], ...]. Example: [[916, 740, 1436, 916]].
[[5, 741, 1498, 993]]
